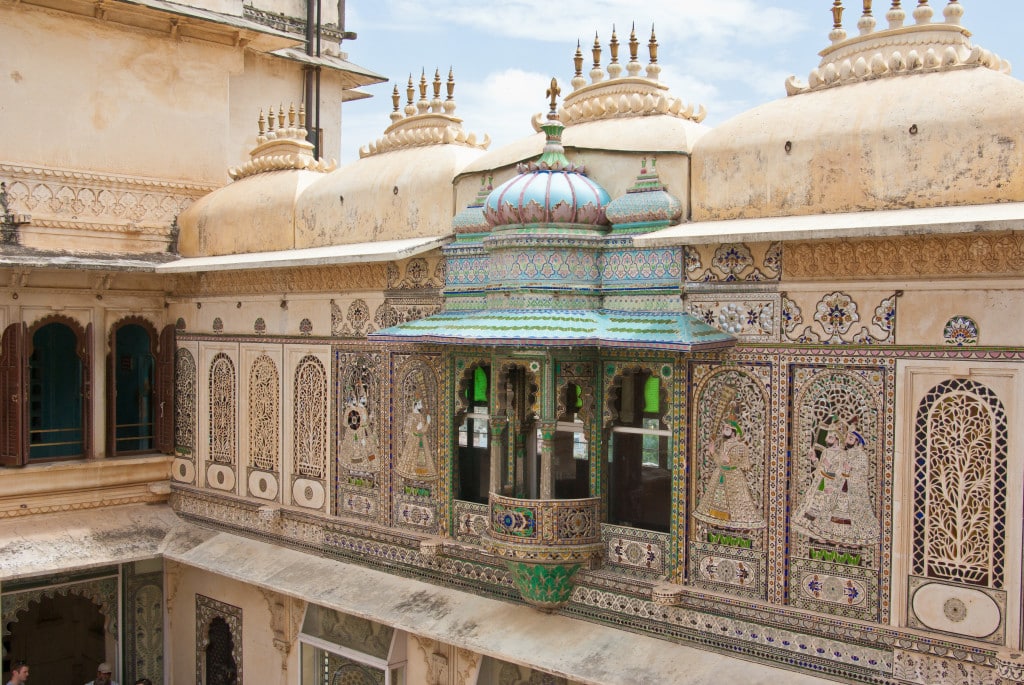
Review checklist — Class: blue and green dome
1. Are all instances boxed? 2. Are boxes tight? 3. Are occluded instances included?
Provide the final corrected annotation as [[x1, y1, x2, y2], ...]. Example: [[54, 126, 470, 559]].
[[483, 93, 610, 229]]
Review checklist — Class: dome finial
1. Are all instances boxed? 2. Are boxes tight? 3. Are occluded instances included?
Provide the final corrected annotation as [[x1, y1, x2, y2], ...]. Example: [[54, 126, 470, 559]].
[[858, 1, 877, 34], [646, 24, 661, 80], [443, 67, 457, 114], [390, 85, 402, 123], [405, 74, 416, 116], [590, 32, 605, 83], [887, 1, 906, 29], [572, 39, 586, 90], [417, 68, 429, 114], [546, 76, 561, 117], [431, 68, 442, 113], [608, 25, 623, 79], [627, 22, 642, 76], [830, 1, 848, 43], [943, 0, 963, 25], [913, 0, 933, 25]]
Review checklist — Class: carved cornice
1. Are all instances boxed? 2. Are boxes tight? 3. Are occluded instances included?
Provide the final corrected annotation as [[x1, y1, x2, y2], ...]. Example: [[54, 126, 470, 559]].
[[359, 114, 490, 159], [170, 263, 389, 296], [0, 162, 219, 193], [786, 18, 1008, 96], [559, 77, 706, 126], [783, 232, 1024, 281]]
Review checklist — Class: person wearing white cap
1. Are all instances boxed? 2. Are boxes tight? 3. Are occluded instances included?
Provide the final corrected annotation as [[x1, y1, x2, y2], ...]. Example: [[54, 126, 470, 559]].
[[84, 662, 118, 685]]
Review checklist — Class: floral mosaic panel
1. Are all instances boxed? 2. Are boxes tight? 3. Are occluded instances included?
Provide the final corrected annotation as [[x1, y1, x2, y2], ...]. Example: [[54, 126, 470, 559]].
[[686, 293, 780, 343], [789, 557, 879, 621], [453, 500, 490, 544], [688, 541, 767, 600], [391, 353, 442, 533], [942, 316, 979, 346], [684, 242, 781, 283], [783, 292, 896, 344]]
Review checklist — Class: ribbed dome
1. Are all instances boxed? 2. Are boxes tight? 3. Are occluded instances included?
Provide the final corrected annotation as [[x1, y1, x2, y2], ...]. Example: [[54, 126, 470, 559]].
[[483, 108, 610, 228]]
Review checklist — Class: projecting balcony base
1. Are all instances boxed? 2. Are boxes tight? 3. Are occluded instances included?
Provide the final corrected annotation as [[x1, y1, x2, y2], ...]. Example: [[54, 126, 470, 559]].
[[481, 492, 603, 612]]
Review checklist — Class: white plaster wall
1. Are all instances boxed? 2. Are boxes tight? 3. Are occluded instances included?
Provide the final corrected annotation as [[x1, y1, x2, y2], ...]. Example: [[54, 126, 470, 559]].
[[166, 563, 292, 685], [0, 5, 240, 185]]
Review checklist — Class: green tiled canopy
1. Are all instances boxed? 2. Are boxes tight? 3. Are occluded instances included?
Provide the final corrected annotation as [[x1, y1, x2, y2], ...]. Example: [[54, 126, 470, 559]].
[[368, 309, 734, 351]]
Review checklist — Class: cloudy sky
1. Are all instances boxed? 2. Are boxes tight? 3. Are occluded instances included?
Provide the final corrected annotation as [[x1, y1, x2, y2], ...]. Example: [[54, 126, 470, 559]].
[[335, 1, 1024, 164]]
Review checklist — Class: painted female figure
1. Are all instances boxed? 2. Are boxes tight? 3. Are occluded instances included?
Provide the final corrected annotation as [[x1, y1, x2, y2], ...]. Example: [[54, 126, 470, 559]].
[[395, 397, 437, 481]]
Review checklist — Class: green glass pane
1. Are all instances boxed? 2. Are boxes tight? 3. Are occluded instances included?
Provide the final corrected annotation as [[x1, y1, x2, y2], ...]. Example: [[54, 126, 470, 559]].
[[474, 367, 488, 403], [643, 376, 660, 413], [573, 384, 583, 410]]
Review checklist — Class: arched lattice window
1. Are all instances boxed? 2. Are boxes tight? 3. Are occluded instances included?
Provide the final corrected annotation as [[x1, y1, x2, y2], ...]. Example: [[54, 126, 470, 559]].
[[248, 354, 279, 471], [294, 355, 327, 479], [174, 348, 196, 456], [209, 353, 236, 464], [913, 379, 1008, 589]]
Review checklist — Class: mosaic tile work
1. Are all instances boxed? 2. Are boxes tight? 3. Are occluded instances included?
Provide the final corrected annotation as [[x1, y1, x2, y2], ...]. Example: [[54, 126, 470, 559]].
[[790, 557, 878, 621], [685, 242, 781, 283], [943, 315, 979, 346], [601, 523, 669, 580], [453, 499, 489, 544], [686, 293, 780, 343], [688, 541, 767, 600], [782, 292, 896, 344]]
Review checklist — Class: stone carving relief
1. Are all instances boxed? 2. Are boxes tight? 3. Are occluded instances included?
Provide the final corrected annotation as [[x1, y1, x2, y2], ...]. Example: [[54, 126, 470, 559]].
[[248, 354, 280, 471], [912, 379, 1007, 590], [783, 292, 895, 344], [172, 264, 388, 298], [3, 577, 118, 637], [332, 298, 376, 337], [209, 353, 237, 465], [174, 348, 196, 458], [293, 355, 327, 480], [195, 594, 242, 685], [784, 233, 1024, 281], [0, 162, 210, 243]]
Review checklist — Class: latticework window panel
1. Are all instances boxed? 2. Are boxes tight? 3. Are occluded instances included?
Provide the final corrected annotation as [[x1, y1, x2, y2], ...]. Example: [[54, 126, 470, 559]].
[[294, 355, 327, 479], [248, 354, 279, 471], [174, 348, 196, 454], [209, 353, 237, 464], [913, 379, 1008, 589]]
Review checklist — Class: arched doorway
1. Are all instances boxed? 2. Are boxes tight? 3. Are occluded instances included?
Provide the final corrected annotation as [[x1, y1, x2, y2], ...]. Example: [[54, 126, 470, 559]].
[[4, 593, 107, 684]]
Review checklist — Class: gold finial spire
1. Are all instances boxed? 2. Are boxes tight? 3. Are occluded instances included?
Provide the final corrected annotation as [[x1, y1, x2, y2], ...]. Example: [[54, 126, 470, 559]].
[[258, 108, 266, 136], [432, 68, 442, 99], [591, 31, 601, 69], [891, 0, 901, 6], [863, 0, 872, 16], [629, 23, 639, 61], [574, 40, 583, 77], [832, 1, 845, 29], [418, 69, 427, 100], [609, 25, 619, 64], [406, 74, 414, 106], [277, 104, 285, 129], [298, 102, 306, 127], [392, 84, 400, 111], [546, 77, 561, 113], [645, 25, 661, 80], [267, 105, 276, 131], [446, 67, 455, 100], [288, 102, 296, 127]]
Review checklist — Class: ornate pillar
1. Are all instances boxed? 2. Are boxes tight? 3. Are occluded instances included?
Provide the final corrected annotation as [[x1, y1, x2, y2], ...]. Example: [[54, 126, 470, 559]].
[[488, 417, 506, 495], [538, 420, 556, 499]]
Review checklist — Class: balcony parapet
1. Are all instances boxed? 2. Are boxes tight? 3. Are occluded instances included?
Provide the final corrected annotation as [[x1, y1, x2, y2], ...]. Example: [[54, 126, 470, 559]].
[[481, 493, 603, 612]]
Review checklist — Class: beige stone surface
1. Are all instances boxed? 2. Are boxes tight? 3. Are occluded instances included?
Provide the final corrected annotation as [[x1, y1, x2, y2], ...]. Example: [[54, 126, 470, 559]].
[[692, 68, 1024, 221], [296, 144, 484, 246]]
